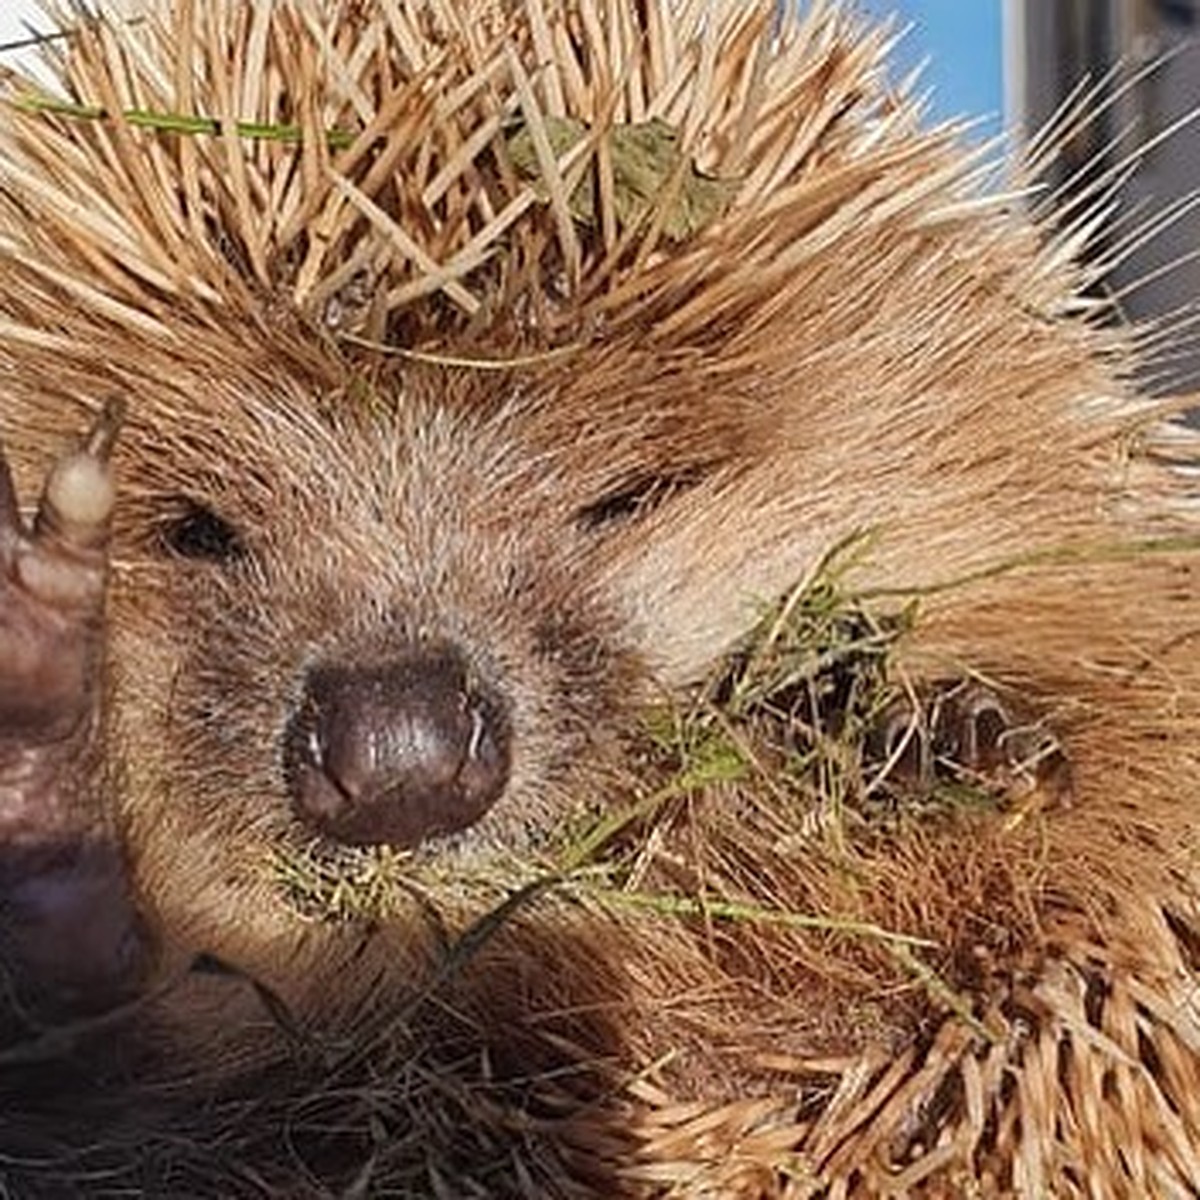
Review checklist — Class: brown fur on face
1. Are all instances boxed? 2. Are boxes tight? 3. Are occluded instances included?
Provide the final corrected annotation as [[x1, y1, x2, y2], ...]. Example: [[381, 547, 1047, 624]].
[[101, 370, 650, 956], [0, 1, 1199, 1196]]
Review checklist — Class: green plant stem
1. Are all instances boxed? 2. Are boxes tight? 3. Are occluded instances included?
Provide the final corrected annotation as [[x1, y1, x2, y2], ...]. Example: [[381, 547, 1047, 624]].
[[12, 94, 355, 149]]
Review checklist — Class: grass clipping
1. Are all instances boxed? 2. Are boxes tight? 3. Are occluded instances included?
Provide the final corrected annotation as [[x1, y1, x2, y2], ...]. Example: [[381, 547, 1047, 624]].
[[277, 541, 1012, 1044], [270, 540, 1200, 1194]]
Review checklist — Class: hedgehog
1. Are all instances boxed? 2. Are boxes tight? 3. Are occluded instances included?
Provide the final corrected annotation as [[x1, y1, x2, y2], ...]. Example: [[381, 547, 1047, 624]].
[[1, 0, 1199, 1196]]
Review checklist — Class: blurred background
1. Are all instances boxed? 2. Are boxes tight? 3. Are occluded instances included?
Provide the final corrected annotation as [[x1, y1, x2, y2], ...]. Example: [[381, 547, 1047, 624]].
[[862, 0, 1200, 397], [1, 0, 1197, 393], [1006, 1, 1200, 397]]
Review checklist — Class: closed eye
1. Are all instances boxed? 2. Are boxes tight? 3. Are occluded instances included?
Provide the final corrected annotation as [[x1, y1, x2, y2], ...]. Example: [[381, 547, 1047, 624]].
[[576, 467, 711, 532]]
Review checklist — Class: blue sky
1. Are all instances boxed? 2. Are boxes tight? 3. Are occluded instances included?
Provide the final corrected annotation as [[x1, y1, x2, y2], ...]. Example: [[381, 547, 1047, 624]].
[[856, 1, 1004, 139]]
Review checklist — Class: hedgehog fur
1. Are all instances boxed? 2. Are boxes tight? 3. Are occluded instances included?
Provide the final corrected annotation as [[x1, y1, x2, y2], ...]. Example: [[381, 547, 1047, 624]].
[[0, 2, 1199, 1196]]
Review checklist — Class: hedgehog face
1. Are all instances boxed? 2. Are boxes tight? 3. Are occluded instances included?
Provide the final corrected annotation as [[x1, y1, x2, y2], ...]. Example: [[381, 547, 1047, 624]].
[[102, 373, 670, 935]]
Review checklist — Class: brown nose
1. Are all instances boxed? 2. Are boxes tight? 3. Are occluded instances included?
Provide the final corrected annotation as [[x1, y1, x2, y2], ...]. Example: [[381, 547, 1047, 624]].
[[285, 650, 511, 848]]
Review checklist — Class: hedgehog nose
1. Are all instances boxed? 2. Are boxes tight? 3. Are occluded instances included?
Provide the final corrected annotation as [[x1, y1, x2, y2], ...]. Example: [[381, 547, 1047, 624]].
[[286, 651, 511, 849]]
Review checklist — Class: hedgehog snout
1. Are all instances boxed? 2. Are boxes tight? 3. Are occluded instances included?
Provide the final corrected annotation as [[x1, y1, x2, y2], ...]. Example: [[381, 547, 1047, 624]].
[[283, 648, 511, 849]]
